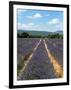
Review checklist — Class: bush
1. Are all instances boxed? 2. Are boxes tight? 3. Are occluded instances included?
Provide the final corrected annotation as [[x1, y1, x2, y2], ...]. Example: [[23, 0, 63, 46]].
[[47, 34, 63, 39], [17, 32, 29, 38]]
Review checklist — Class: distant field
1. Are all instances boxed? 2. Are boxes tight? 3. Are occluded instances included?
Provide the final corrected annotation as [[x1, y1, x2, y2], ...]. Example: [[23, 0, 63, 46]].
[[17, 38, 63, 80]]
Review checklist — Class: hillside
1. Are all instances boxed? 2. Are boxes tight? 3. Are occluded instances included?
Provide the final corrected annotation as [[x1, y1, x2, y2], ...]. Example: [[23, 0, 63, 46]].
[[18, 30, 63, 37]]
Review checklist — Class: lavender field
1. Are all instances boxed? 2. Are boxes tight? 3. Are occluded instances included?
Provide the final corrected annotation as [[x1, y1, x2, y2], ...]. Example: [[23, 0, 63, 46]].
[[17, 38, 63, 80]]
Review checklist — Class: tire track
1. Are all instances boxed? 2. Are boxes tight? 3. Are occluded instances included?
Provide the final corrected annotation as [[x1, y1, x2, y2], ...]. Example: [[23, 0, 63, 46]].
[[44, 39, 63, 78], [18, 39, 42, 80]]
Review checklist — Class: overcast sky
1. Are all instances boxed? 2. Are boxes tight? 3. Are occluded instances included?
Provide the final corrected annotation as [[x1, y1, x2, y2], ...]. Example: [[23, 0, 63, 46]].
[[17, 9, 63, 32]]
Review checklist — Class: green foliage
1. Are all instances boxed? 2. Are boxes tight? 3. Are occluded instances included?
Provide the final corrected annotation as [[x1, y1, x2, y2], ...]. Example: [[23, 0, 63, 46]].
[[17, 32, 29, 38], [47, 34, 63, 39], [17, 32, 63, 38]]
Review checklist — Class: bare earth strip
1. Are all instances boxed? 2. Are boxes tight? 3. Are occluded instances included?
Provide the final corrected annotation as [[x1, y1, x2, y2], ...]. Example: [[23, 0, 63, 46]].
[[18, 39, 41, 80], [44, 39, 63, 78], [45, 39, 63, 67]]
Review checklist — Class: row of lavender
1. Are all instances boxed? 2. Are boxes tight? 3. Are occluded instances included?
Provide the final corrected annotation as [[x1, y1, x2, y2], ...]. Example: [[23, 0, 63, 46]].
[[17, 38, 40, 63], [45, 38, 63, 67]]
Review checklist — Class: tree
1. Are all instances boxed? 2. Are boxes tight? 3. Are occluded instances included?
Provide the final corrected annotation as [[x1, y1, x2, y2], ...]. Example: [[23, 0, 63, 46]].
[[17, 32, 29, 38], [22, 32, 29, 37]]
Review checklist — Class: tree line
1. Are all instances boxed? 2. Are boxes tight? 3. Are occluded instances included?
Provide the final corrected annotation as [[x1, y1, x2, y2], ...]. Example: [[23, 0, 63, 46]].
[[17, 32, 63, 39]]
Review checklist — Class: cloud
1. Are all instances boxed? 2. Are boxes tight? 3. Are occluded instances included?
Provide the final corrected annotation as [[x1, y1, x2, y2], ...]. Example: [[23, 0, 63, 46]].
[[18, 22, 35, 30], [48, 18, 61, 25], [18, 22, 49, 31], [27, 23, 34, 26], [34, 13, 42, 18], [46, 18, 63, 31], [55, 23, 63, 30], [27, 13, 42, 19]]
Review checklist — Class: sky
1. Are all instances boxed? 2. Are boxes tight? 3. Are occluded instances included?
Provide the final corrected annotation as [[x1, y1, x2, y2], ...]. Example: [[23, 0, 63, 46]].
[[17, 9, 63, 32]]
